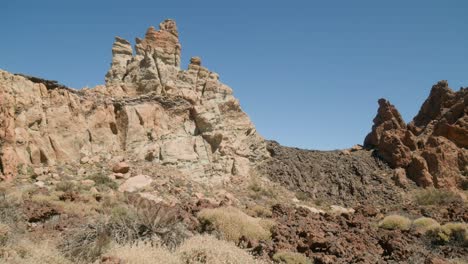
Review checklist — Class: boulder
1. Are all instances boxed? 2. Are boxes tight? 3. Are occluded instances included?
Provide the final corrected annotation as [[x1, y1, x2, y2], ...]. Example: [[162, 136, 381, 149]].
[[112, 162, 130, 174], [118, 175, 153, 192]]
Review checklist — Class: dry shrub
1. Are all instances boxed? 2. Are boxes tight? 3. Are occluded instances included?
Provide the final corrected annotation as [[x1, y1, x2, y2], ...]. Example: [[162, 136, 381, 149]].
[[378, 215, 411, 230], [246, 204, 273, 218], [414, 188, 462, 206], [426, 222, 467, 246], [87, 173, 118, 191], [412, 217, 439, 233], [0, 189, 24, 227], [248, 177, 277, 200], [1, 239, 72, 264], [0, 223, 10, 246], [198, 207, 274, 242], [273, 251, 312, 264], [59, 222, 111, 263], [108, 202, 190, 249], [105, 242, 179, 264], [55, 181, 78, 193], [177, 235, 265, 264]]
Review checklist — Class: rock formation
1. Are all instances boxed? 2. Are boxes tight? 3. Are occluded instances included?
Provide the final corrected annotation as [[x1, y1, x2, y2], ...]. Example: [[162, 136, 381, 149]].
[[0, 19, 268, 182], [365, 81, 468, 190]]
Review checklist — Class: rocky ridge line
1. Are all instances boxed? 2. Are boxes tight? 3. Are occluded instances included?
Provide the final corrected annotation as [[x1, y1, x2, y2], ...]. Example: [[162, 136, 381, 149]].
[[0, 19, 268, 182], [364, 81, 467, 191]]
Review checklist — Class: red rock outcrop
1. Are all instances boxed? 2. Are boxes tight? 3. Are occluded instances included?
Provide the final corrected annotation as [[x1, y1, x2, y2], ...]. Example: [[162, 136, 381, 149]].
[[365, 81, 468, 190]]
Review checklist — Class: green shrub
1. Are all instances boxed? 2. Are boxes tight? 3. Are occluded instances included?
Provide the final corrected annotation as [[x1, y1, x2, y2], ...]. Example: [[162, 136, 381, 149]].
[[273, 251, 312, 264], [412, 217, 439, 233], [378, 215, 411, 230], [87, 173, 117, 191], [414, 188, 461, 206], [198, 207, 274, 242]]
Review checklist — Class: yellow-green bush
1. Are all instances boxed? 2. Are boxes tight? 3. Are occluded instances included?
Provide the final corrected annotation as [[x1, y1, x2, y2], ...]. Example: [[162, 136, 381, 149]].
[[378, 215, 411, 230], [273, 251, 312, 264], [412, 217, 439, 233], [198, 207, 274, 242], [413, 188, 461, 206], [425, 222, 467, 245]]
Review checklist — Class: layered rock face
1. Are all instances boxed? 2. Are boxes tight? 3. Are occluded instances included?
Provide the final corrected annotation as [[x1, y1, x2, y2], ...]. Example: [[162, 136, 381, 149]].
[[0, 19, 268, 182], [365, 81, 468, 190]]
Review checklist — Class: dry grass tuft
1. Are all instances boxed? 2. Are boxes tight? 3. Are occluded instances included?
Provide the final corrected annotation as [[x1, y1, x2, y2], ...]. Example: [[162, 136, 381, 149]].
[[378, 215, 411, 230], [105, 242, 180, 264], [412, 217, 439, 233], [1, 239, 73, 264], [198, 207, 274, 242], [272, 251, 312, 264], [413, 188, 462, 206], [177, 234, 266, 264]]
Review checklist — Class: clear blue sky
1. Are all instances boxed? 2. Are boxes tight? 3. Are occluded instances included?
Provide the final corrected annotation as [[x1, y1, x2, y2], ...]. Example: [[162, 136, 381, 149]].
[[1, 1, 467, 150]]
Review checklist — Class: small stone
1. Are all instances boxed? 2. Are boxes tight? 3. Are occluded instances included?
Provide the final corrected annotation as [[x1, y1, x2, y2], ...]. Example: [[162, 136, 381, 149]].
[[33, 167, 44, 176], [113, 173, 126, 179], [330, 205, 355, 215], [80, 156, 90, 164], [36, 175, 48, 181], [190, 56, 201, 66], [112, 162, 130, 174], [34, 181, 45, 188]]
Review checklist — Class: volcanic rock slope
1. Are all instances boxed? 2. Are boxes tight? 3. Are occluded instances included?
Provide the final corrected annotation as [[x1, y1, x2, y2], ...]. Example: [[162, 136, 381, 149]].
[[0, 19, 268, 182]]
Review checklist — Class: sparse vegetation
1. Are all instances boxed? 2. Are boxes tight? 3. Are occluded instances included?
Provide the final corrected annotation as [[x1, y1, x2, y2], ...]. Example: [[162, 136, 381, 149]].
[[273, 251, 312, 264], [246, 204, 273, 218], [248, 177, 277, 200], [0, 223, 10, 246], [105, 242, 179, 264], [412, 217, 439, 233], [55, 180, 79, 193], [59, 222, 111, 263], [87, 173, 118, 190], [414, 188, 462, 206], [2, 239, 73, 264], [177, 235, 265, 264], [425, 222, 467, 246], [378, 215, 412, 230], [198, 207, 274, 242]]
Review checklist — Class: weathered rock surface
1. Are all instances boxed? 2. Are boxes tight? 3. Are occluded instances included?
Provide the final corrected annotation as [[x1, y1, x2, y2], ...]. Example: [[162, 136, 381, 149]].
[[365, 81, 468, 190], [0, 19, 268, 182]]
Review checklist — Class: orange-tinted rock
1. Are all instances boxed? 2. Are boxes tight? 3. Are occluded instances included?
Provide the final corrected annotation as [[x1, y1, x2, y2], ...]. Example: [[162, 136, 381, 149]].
[[365, 81, 467, 190]]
